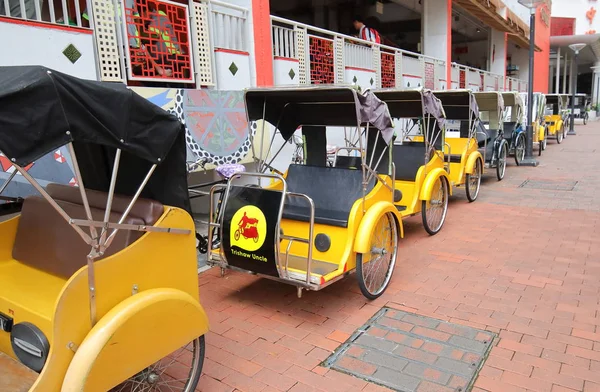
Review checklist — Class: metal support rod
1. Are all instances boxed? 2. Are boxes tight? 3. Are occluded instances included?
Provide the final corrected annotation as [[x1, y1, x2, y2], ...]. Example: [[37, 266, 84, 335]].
[[555, 48, 560, 94], [521, 8, 538, 167], [99, 149, 121, 247], [0, 170, 18, 195], [103, 164, 157, 249], [569, 51, 579, 135], [67, 143, 99, 243]]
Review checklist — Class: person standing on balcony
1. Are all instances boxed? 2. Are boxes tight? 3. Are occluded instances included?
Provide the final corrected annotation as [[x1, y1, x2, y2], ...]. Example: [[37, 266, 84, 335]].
[[353, 16, 381, 44]]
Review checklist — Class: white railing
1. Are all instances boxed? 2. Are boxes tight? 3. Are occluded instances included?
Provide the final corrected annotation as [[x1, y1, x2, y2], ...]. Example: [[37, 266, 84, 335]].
[[1, 0, 89, 27], [272, 24, 295, 58], [506, 76, 527, 92], [209, 0, 248, 52], [270, 15, 447, 89], [270, 16, 528, 92], [451, 63, 506, 92]]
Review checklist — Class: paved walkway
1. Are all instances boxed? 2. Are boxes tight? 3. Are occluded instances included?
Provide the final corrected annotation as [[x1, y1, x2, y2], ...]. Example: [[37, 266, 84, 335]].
[[196, 122, 600, 392]]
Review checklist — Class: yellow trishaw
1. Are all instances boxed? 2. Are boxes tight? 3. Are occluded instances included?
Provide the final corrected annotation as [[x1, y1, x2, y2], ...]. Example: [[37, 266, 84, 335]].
[[545, 94, 567, 144], [521, 92, 548, 155], [433, 90, 484, 201], [208, 86, 401, 300], [374, 89, 451, 235], [473, 92, 509, 181], [0, 66, 208, 391]]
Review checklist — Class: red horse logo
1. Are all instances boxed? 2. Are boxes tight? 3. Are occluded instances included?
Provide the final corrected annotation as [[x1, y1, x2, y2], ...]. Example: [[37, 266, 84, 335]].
[[235, 211, 260, 243]]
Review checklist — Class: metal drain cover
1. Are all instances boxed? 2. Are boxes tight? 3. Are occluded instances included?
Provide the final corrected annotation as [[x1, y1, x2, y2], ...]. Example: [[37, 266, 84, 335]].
[[324, 308, 495, 392], [519, 179, 578, 191]]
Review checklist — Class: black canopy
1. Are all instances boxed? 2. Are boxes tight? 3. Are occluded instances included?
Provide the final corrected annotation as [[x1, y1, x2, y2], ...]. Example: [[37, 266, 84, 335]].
[[0, 66, 189, 211], [0, 66, 182, 166], [245, 86, 395, 144]]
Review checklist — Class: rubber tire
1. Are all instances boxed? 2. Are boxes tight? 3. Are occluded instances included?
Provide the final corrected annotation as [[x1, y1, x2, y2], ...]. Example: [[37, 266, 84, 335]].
[[584, 113, 588, 125], [466, 159, 482, 202], [496, 143, 507, 181], [196, 233, 208, 254], [557, 126, 563, 144], [514, 134, 526, 166], [542, 130, 547, 151], [356, 213, 398, 300], [421, 177, 449, 236], [112, 336, 205, 392]]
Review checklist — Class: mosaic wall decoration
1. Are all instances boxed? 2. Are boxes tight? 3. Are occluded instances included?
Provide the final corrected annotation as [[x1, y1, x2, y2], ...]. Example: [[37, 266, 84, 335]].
[[133, 87, 264, 168]]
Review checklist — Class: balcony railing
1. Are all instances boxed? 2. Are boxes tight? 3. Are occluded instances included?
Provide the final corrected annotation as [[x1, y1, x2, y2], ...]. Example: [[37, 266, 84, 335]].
[[270, 16, 447, 89], [0, 0, 89, 27]]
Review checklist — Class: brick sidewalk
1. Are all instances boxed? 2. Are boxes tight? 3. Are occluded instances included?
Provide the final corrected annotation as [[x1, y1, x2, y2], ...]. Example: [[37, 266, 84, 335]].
[[195, 123, 600, 392]]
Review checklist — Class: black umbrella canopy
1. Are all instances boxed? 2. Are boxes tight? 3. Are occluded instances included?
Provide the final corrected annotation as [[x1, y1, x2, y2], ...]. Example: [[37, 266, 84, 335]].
[[0, 66, 183, 166], [0, 66, 190, 211]]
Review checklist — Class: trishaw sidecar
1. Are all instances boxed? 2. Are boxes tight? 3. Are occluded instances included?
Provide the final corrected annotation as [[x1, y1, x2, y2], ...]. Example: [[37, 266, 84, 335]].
[[545, 94, 567, 143], [433, 90, 486, 198], [501, 92, 526, 165], [208, 86, 401, 300], [473, 92, 508, 181], [520, 92, 547, 155], [374, 89, 451, 235], [569, 93, 589, 125], [0, 66, 208, 392]]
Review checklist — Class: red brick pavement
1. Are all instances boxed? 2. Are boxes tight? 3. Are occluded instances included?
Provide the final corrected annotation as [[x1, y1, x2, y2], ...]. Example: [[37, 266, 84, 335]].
[[194, 123, 600, 392]]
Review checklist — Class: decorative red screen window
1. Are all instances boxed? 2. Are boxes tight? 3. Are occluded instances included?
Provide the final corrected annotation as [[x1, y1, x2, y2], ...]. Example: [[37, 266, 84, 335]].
[[459, 70, 466, 89], [381, 52, 395, 88], [424, 62, 435, 89], [308, 36, 334, 84], [550, 17, 576, 36], [123, 0, 194, 83]]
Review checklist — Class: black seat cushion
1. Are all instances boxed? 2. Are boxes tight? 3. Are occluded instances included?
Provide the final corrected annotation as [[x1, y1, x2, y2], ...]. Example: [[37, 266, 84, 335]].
[[503, 122, 518, 139], [476, 122, 499, 161], [393, 142, 429, 181], [283, 165, 373, 227]]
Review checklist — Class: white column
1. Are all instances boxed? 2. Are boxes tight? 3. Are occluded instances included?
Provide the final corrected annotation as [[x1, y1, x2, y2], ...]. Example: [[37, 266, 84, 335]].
[[562, 52, 568, 93], [489, 28, 506, 76], [555, 47, 560, 94], [591, 63, 600, 105], [422, 0, 451, 82]]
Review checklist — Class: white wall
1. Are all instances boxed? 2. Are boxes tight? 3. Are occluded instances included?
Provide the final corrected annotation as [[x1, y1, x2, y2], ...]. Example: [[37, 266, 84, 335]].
[[423, 0, 449, 61], [551, 0, 599, 35], [0, 21, 97, 80], [503, 0, 531, 26], [508, 42, 529, 80], [489, 29, 507, 76]]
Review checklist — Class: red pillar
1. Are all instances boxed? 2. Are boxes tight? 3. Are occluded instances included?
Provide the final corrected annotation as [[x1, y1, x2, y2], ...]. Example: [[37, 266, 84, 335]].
[[447, 0, 452, 88], [533, 4, 551, 93], [252, 0, 273, 86]]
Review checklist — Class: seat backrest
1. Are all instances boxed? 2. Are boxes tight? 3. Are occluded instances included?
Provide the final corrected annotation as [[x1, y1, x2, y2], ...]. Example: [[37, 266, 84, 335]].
[[46, 183, 164, 226], [285, 165, 367, 215], [503, 122, 517, 139], [335, 155, 362, 169], [459, 121, 470, 139], [12, 185, 164, 279], [393, 142, 428, 181]]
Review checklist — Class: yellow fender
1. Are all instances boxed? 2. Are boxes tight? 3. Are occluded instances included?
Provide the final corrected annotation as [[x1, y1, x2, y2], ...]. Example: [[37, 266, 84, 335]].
[[61, 288, 209, 392], [465, 152, 483, 175], [354, 201, 403, 254], [420, 168, 451, 200]]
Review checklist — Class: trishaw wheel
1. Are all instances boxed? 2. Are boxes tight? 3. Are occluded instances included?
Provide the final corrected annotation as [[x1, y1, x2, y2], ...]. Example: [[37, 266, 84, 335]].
[[514, 135, 526, 165], [466, 159, 482, 202], [542, 132, 547, 150], [421, 177, 448, 235], [584, 113, 588, 125], [110, 336, 205, 392], [356, 212, 398, 300], [196, 233, 208, 254], [557, 126, 563, 144], [496, 144, 507, 181], [234, 230, 240, 241]]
